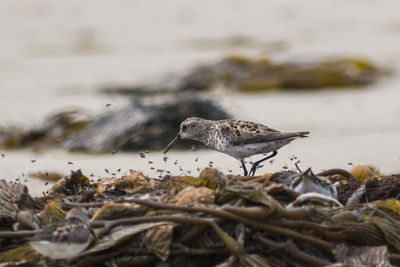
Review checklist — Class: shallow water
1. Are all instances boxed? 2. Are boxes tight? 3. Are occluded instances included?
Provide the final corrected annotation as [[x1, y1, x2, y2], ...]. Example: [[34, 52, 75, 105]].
[[1, 0, 400, 195]]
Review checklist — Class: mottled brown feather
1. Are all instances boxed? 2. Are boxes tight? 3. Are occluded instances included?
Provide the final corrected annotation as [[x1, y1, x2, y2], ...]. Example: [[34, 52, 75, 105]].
[[218, 120, 308, 145], [29, 217, 91, 243], [230, 131, 309, 145]]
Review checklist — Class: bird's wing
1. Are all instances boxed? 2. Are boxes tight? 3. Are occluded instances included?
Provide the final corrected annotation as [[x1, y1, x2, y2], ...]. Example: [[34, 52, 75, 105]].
[[219, 120, 309, 145], [30, 218, 90, 243], [230, 131, 309, 145]]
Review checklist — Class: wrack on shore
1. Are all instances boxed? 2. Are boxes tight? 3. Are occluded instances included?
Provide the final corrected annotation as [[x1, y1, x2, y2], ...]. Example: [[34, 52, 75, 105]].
[[1, 166, 400, 266]]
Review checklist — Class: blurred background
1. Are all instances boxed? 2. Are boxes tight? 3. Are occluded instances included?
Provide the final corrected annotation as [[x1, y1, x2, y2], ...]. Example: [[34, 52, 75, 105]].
[[1, 0, 400, 195]]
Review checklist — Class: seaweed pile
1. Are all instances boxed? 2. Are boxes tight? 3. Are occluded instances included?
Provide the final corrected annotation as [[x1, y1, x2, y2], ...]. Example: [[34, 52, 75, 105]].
[[103, 55, 388, 94], [1, 166, 400, 266]]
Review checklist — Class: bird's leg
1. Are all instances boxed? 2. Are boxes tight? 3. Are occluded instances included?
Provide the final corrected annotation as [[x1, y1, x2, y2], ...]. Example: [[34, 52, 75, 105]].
[[240, 159, 248, 176], [249, 151, 278, 176]]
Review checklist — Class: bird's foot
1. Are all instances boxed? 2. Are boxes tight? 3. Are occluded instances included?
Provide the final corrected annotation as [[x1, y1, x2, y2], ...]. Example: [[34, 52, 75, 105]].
[[249, 164, 258, 176]]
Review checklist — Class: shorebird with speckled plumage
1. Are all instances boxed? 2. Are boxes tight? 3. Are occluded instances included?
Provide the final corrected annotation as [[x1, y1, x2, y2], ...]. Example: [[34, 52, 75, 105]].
[[29, 208, 94, 260], [163, 117, 309, 176]]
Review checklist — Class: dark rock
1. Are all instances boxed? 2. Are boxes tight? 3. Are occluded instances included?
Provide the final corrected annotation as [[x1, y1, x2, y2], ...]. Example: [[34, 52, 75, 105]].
[[0, 97, 230, 153], [64, 97, 230, 152]]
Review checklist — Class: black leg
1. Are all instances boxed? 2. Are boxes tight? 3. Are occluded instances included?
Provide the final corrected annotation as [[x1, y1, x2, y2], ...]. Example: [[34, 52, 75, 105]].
[[240, 159, 248, 176], [249, 151, 278, 176]]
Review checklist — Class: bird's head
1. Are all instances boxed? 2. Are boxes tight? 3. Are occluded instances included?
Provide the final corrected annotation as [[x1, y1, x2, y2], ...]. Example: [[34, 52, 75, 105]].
[[66, 207, 91, 226], [163, 117, 209, 154]]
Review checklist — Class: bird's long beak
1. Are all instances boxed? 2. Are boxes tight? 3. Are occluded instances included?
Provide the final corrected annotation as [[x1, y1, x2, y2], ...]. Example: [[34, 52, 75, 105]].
[[163, 134, 181, 154]]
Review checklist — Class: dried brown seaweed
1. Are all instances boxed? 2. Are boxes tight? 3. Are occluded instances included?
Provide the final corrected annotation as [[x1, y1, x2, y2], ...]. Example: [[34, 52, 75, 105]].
[[0, 180, 36, 231], [1, 167, 400, 266]]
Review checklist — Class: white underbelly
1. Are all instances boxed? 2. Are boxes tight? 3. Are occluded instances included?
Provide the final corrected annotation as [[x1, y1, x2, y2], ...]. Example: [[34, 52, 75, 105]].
[[30, 240, 90, 260], [220, 140, 290, 159]]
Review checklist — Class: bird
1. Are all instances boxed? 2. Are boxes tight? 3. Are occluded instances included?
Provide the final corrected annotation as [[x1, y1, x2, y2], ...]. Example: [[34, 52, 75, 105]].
[[29, 207, 94, 260], [163, 117, 309, 176], [289, 168, 338, 199]]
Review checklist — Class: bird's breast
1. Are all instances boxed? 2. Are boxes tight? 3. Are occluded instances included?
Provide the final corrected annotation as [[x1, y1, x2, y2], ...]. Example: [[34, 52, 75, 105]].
[[205, 130, 230, 152]]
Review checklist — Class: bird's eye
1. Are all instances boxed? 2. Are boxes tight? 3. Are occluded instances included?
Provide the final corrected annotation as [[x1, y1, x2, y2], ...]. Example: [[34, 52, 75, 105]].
[[182, 125, 188, 130]]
